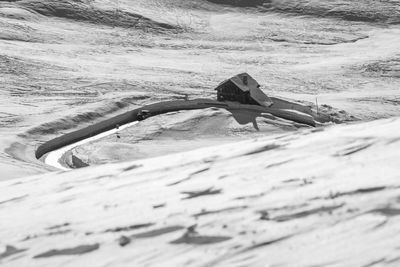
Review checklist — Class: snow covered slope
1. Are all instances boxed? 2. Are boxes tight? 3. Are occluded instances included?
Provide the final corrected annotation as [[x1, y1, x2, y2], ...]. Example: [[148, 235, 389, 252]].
[[1, 117, 400, 267], [1, 0, 400, 179]]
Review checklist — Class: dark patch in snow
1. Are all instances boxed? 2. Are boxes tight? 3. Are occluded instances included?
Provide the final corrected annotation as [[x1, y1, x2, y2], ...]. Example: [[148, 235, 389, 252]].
[[268, 204, 344, 222], [334, 143, 373, 156], [268, 35, 368, 46], [181, 187, 222, 199], [118, 236, 131, 247], [328, 186, 387, 199], [122, 164, 142, 172], [132, 226, 185, 238], [370, 207, 400, 217], [386, 256, 400, 264], [243, 144, 281, 156], [387, 137, 400, 144], [170, 226, 232, 245], [153, 203, 166, 209], [0, 194, 28, 205], [241, 235, 292, 252], [235, 192, 265, 200], [0, 245, 27, 260], [363, 258, 386, 267], [22, 230, 72, 241], [258, 203, 310, 221], [282, 178, 301, 183], [45, 223, 70, 230], [193, 206, 247, 217], [259, 210, 270, 220], [104, 223, 154, 233], [33, 244, 99, 258], [71, 155, 89, 168], [167, 167, 210, 186], [190, 167, 211, 175], [265, 159, 292, 169], [171, 224, 231, 245]]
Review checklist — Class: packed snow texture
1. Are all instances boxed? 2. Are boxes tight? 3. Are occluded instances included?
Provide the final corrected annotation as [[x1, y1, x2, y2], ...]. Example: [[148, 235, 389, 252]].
[[1, 1, 400, 266], [1, 0, 400, 178], [1, 117, 400, 266]]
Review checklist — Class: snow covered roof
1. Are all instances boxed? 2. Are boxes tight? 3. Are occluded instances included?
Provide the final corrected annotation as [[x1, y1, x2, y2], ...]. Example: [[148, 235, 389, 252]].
[[216, 73, 273, 107]]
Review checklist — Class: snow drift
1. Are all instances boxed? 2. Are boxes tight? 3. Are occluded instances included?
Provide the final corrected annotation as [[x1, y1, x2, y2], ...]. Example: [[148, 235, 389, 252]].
[[207, 0, 400, 24], [2, 0, 179, 31], [1, 117, 400, 266]]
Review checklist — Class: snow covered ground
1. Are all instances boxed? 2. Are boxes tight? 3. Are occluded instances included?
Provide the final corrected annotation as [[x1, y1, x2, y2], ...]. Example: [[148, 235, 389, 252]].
[[1, 0, 400, 179], [45, 121, 139, 170], [1, 0, 400, 266], [67, 107, 313, 168], [1, 117, 400, 266]]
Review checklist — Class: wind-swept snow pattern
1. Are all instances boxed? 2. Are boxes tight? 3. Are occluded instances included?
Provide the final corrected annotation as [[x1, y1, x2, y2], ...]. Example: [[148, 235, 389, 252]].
[[1, 117, 400, 266], [1, 0, 400, 178], [1, 1, 400, 265]]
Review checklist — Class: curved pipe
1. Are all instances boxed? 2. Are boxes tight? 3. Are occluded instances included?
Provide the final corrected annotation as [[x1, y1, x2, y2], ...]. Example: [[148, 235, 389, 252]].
[[35, 99, 315, 159]]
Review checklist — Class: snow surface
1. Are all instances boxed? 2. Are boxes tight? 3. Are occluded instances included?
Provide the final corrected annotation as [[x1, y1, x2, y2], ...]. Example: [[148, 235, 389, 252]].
[[1, 117, 400, 266], [1, 1, 400, 265], [68, 108, 310, 167], [1, 0, 400, 179], [45, 121, 139, 170]]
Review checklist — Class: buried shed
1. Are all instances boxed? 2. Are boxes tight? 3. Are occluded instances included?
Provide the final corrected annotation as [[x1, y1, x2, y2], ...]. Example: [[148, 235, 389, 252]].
[[215, 73, 273, 107]]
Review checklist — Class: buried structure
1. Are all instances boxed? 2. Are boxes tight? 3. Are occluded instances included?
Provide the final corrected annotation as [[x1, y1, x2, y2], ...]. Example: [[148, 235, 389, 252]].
[[35, 73, 341, 161], [216, 73, 273, 106], [216, 73, 314, 115]]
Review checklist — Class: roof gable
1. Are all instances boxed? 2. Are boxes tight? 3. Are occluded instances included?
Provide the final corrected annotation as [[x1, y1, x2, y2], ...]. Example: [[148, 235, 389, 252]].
[[216, 73, 273, 107], [230, 73, 259, 92]]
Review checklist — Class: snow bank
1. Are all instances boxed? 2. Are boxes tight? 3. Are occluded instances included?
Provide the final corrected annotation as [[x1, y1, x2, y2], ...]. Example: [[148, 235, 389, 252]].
[[4, 0, 179, 31], [1, 117, 400, 266], [207, 0, 400, 24]]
